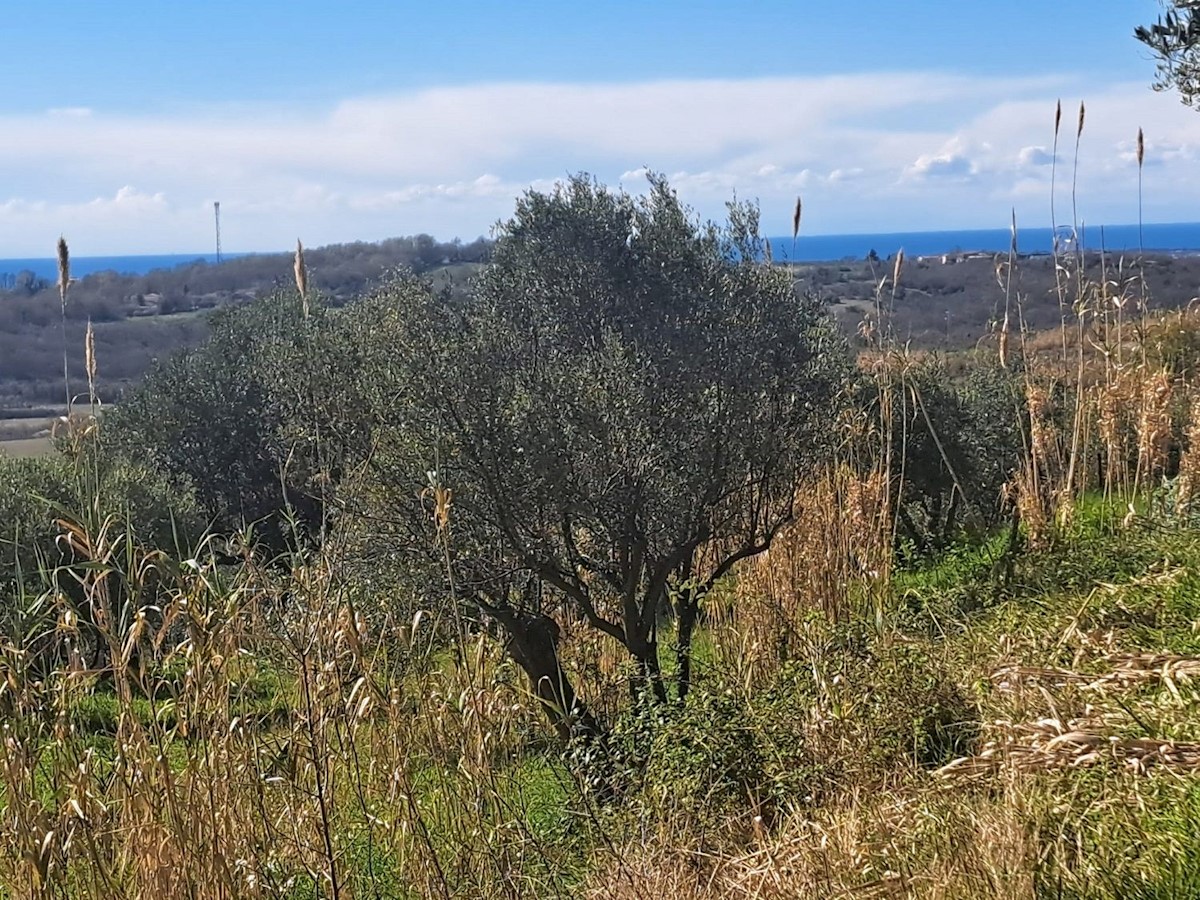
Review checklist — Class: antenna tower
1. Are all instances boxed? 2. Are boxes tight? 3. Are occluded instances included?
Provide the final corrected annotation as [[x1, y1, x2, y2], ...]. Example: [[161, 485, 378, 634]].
[[213, 201, 222, 263]]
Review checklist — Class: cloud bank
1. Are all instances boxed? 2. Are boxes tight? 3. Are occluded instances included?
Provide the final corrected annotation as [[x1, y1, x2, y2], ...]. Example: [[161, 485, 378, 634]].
[[1, 72, 1198, 255]]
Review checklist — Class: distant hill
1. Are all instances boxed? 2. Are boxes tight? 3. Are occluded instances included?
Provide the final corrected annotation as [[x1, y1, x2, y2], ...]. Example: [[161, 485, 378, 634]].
[[796, 251, 1200, 349], [5, 233, 1197, 408], [0, 234, 489, 406]]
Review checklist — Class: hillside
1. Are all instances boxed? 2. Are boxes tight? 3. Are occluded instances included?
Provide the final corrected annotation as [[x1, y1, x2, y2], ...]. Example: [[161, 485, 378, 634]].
[[807, 251, 1200, 348], [0, 234, 488, 407]]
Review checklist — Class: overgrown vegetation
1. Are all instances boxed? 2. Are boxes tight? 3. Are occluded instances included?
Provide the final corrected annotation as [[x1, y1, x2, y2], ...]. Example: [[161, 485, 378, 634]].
[[2, 124, 1199, 898]]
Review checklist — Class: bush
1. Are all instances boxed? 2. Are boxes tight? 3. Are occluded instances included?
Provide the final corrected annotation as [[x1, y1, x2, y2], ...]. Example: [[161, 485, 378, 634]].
[[594, 623, 977, 831], [0, 444, 204, 673], [104, 291, 370, 549], [598, 686, 767, 832], [876, 357, 1023, 557]]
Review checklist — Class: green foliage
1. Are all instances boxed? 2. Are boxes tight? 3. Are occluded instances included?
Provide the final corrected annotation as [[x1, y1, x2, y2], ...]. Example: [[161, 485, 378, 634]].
[[1136, 4, 1200, 108], [759, 629, 977, 789], [594, 685, 767, 835], [597, 623, 976, 830], [105, 292, 369, 547], [0, 455, 73, 583], [1032, 774, 1200, 900], [342, 173, 851, 697], [882, 357, 1023, 556], [0, 451, 201, 597]]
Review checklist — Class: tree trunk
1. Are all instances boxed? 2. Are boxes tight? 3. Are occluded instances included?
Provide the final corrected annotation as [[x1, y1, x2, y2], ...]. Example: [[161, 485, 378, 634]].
[[494, 609, 602, 744], [628, 630, 668, 705]]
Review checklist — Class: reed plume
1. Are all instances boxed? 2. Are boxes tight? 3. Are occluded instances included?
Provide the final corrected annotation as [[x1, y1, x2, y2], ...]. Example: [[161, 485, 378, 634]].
[[85, 319, 97, 407], [57, 236, 71, 407], [1051, 99, 1061, 236], [790, 195, 802, 276], [1137, 127, 1146, 254], [295, 239, 309, 318]]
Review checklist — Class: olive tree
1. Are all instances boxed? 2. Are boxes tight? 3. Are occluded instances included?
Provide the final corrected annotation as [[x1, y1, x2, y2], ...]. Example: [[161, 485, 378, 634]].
[[1136, 3, 1200, 106], [107, 292, 371, 551], [347, 175, 848, 737]]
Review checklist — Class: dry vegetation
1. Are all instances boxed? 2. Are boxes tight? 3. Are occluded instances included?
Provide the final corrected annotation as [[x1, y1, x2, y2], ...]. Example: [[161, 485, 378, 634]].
[[1, 105, 1200, 900]]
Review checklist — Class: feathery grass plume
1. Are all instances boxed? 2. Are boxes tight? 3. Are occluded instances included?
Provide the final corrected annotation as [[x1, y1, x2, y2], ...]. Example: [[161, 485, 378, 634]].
[[57, 236, 71, 407], [1137, 127, 1146, 254], [84, 319, 97, 405], [1063, 100, 1088, 504], [1026, 384, 1054, 479], [1014, 466, 1049, 549], [790, 195, 802, 277], [1137, 128, 1149, 349], [892, 248, 904, 287], [1051, 100, 1062, 235], [294, 238, 309, 318], [1050, 100, 1069, 364], [57, 236, 69, 304], [1071, 101, 1085, 239]]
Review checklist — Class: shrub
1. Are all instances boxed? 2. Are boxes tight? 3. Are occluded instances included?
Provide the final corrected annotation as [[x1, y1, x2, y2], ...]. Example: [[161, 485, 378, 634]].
[[104, 291, 370, 549]]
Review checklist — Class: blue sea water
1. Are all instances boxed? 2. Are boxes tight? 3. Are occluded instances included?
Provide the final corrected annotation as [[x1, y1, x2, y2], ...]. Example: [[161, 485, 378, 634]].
[[0, 253, 237, 283], [768, 222, 1200, 262], [3, 222, 1200, 281]]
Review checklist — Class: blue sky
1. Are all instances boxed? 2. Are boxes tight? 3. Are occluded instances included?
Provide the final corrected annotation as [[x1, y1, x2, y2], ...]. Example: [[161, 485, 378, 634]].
[[0, 0, 1187, 254]]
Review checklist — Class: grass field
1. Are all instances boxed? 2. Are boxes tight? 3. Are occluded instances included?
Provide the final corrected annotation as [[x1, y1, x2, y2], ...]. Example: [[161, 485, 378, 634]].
[[0, 436, 54, 457], [0, 410, 57, 457]]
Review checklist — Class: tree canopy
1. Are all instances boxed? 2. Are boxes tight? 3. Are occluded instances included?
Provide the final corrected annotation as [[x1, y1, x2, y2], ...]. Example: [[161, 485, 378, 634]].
[[1136, 2, 1200, 106], [343, 174, 849, 733]]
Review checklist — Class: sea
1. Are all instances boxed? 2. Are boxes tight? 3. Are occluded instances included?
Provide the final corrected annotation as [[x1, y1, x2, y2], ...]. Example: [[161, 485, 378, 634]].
[[4, 221, 1200, 281], [763, 221, 1200, 263], [0, 253, 240, 283]]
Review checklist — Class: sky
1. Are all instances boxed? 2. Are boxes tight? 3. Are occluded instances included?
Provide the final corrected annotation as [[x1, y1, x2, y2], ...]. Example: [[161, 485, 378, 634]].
[[0, 0, 1191, 255]]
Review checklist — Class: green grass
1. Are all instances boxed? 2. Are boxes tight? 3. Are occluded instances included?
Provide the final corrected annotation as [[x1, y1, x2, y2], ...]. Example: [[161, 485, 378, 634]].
[[7, 492, 1199, 898]]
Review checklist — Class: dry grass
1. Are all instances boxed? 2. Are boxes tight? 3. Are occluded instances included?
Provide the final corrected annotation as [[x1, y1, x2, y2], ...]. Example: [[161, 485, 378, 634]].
[[6, 101, 1200, 899], [584, 785, 1038, 900], [0, 481, 576, 897]]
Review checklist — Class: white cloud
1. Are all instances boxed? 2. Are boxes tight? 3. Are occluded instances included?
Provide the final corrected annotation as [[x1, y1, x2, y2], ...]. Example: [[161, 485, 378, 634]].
[[828, 167, 864, 183], [907, 149, 976, 180], [2, 73, 1200, 254], [1018, 146, 1055, 167]]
